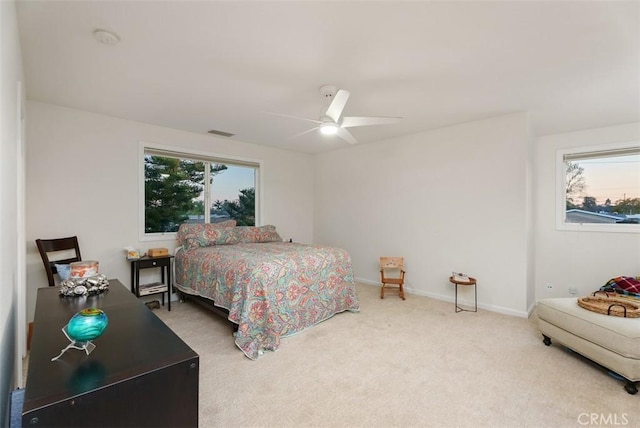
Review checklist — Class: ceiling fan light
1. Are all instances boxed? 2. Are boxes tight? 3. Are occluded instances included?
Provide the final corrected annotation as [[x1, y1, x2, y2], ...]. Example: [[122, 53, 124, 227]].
[[320, 123, 338, 135]]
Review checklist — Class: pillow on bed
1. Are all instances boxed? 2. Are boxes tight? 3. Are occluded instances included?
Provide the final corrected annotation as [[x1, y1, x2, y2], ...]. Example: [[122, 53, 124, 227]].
[[177, 220, 237, 249], [196, 225, 238, 247], [234, 225, 283, 243]]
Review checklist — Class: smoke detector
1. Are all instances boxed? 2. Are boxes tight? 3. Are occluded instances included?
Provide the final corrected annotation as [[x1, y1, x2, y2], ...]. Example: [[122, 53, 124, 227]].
[[93, 29, 120, 45]]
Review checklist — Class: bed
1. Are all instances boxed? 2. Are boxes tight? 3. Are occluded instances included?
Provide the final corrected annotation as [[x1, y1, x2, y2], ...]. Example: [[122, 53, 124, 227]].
[[173, 223, 360, 359]]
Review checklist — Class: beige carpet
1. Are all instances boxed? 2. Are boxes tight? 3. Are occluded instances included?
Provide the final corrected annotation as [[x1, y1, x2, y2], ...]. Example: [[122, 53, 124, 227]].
[[155, 283, 638, 428]]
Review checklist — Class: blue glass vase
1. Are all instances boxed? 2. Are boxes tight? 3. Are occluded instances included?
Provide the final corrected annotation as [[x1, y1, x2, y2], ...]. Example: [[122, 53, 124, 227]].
[[66, 308, 109, 342]]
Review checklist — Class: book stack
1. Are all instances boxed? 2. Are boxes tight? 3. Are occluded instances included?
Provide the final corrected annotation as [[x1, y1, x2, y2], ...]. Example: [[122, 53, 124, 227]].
[[139, 282, 168, 296]]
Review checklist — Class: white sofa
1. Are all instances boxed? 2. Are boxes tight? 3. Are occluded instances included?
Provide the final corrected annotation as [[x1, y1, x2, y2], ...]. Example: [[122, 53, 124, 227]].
[[537, 297, 640, 394]]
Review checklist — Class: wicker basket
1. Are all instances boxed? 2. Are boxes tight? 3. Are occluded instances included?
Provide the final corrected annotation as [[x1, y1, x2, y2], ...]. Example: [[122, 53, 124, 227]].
[[577, 296, 640, 318]]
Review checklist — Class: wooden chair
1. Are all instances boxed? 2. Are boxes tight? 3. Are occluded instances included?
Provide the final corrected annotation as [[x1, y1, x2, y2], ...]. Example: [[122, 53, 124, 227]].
[[380, 256, 406, 300], [35, 236, 82, 286]]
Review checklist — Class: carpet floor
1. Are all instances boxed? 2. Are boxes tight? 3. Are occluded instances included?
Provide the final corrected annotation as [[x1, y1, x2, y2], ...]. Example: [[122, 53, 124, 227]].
[[154, 283, 639, 427]]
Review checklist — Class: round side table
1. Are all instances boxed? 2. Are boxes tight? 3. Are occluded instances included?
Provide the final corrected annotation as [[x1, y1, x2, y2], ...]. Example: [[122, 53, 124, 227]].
[[449, 276, 477, 313]]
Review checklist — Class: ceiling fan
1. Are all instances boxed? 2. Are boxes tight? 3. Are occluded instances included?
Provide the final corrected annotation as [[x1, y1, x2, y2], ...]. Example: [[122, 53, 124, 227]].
[[269, 85, 402, 145]]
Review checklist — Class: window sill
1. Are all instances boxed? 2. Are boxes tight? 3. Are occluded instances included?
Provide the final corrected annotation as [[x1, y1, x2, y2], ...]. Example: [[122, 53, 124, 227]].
[[556, 222, 640, 234]]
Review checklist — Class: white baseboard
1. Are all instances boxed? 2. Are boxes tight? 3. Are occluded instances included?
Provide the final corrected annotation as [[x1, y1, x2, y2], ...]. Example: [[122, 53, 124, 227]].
[[356, 277, 382, 287], [354, 277, 529, 318], [526, 301, 537, 318]]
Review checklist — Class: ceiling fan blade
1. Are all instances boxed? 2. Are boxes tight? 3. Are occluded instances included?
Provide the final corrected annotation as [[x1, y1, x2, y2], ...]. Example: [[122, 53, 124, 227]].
[[335, 127, 358, 145], [264, 111, 322, 125], [289, 127, 320, 140], [325, 89, 350, 123], [341, 116, 402, 128]]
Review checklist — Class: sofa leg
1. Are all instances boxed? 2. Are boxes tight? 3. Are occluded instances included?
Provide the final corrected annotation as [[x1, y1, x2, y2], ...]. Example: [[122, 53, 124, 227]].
[[624, 381, 638, 395], [542, 335, 552, 346]]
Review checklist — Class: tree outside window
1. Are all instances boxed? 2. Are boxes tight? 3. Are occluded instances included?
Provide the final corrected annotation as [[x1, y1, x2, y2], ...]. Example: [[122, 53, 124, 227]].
[[143, 151, 257, 234], [563, 148, 640, 226]]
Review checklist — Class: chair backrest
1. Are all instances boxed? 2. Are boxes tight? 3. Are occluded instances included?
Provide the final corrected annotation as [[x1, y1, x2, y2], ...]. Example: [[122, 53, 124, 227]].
[[35, 236, 82, 286], [380, 256, 404, 270], [380, 257, 405, 281]]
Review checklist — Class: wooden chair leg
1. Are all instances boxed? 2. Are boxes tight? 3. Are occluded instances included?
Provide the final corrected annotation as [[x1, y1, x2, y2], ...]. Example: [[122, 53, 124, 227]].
[[380, 284, 385, 299], [399, 284, 405, 300]]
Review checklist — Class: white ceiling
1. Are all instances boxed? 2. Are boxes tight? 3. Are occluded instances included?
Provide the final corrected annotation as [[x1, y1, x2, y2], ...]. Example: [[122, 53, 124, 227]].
[[16, 0, 640, 154]]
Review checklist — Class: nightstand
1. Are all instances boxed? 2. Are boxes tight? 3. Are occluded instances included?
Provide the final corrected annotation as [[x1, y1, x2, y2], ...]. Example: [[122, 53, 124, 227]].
[[449, 276, 477, 313], [130, 255, 174, 311]]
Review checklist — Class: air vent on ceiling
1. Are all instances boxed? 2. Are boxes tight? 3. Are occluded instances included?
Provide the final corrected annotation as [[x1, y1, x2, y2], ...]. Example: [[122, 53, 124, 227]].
[[207, 129, 235, 137]]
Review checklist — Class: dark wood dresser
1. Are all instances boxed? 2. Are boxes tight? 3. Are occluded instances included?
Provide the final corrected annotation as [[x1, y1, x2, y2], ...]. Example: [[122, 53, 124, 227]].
[[22, 279, 198, 427]]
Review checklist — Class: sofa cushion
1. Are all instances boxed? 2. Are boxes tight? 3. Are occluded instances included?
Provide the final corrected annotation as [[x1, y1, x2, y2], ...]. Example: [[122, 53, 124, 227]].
[[537, 297, 640, 360]]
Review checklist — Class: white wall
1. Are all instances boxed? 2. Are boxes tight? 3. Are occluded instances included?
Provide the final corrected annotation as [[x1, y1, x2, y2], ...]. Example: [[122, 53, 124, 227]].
[[22, 93, 638, 350], [534, 123, 640, 299], [25, 101, 315, 321], [314, 113, 533, 316], [0, 0, 25, 423]]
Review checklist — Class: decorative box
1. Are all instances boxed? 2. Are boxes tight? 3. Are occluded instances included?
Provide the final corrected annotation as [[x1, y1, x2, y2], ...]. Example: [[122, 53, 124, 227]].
[[148, 248, 169, 257]]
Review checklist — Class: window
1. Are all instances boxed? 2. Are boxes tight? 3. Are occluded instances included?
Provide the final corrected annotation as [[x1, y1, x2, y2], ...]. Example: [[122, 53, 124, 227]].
[[556, 142, 640, 232], [141, 144, 260, 239]]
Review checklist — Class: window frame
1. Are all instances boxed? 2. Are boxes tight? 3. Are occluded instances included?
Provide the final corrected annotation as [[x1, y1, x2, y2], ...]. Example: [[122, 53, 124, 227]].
[[139, 142, 262, 241], [555, 141, 640, 234]]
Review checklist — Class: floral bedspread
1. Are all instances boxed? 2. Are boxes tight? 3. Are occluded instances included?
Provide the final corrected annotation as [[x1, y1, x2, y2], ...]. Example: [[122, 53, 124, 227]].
[[174, 242, 359, 359]]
